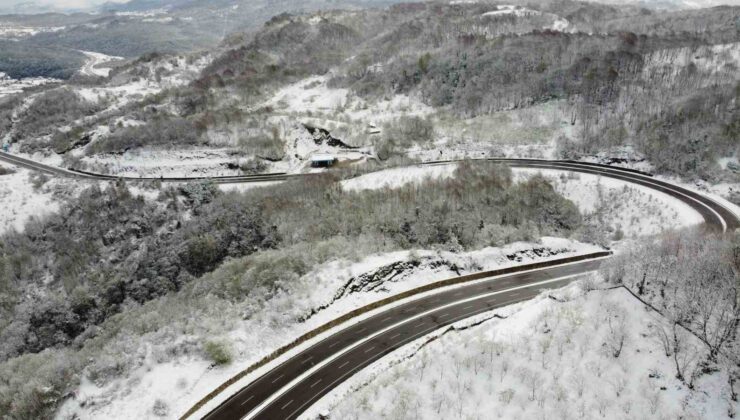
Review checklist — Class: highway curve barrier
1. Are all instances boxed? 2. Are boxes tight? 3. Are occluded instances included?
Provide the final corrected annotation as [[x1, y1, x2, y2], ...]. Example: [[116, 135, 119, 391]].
[[180, 250, 611, 419]]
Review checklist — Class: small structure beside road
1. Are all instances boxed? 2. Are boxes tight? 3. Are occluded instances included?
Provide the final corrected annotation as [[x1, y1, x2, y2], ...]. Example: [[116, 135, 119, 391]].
[[310, 154, 336, 168]]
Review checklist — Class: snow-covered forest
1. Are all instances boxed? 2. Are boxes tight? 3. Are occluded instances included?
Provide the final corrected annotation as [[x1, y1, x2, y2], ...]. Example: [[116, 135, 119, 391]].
[[322, 231, 740, 419]]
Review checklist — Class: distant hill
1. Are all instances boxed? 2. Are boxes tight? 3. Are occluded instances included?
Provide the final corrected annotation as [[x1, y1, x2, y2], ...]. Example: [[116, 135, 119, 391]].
[[0, 0, 415, 79]]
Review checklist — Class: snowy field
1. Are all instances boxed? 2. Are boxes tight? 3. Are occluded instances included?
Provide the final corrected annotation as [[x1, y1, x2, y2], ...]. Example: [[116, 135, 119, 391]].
[[0, 72, 59, 99], [0, 24, 64, 39], [341, 164, 458, 192], [319, 281, 738, 419], [74, 53, 211, 114], [342, 163, 704, 238], [80, 148, 249, 178], [0, 166, 96, 235], [56, 238, 602, 420], [265, 75, 434, 124], [0, 167, 59, 234], [78, 51, 123, 78]]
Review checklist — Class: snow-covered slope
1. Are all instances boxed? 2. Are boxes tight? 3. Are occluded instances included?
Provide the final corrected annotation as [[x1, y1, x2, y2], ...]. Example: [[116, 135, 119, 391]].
[[56, 238, 601, 420], [512, 168, 704, 238], [320, 282, 738, 419], [0, 168, 60, 234]]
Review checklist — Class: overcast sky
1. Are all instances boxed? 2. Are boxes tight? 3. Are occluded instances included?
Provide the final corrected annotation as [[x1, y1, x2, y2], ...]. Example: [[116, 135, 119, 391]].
[[0, 0, 130, 13], [1, 0, 739, 13]]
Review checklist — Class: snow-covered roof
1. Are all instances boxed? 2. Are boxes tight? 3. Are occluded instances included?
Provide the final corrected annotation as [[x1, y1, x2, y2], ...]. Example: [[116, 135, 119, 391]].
[[311, 154, 336, 162]]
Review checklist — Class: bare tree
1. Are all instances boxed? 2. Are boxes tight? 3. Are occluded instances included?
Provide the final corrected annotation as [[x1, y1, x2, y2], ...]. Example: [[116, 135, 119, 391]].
[[604, 302, 628, 358]]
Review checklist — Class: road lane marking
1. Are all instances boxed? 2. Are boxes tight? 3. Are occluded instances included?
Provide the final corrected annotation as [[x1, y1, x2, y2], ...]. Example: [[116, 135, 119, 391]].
[[364, 346, 376, 353], [356, 327, 366, 333], [414, 321, 425, 328], [271, 374, 284, 384], [437, 313, 450, 319], [462, 304, 475, 310], [309, 378, 322, 388], [283, 306, 542, 420], [242, 271, 598, 420], [301, 356, 313, 364], [329, 341, 340, 348], [338, 361, 349, 369], [281, 400, 293, 410], [389, 333, 401, 339], [240, 395, 254, 406], [381, 316, 393, 322]]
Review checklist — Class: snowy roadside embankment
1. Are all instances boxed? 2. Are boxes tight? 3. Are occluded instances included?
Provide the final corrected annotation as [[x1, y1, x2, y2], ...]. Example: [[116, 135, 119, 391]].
[[341, 164, 458, 192], [656, 174, 740, 224], [512, 168, 704, 238], [56, 238, 601, 420], [320, 282, 738, 419], [79, 148, 250, 178]]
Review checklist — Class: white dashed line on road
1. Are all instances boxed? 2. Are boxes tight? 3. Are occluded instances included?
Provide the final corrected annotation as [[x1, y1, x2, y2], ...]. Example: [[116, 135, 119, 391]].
[[281, 400, 293, 410]]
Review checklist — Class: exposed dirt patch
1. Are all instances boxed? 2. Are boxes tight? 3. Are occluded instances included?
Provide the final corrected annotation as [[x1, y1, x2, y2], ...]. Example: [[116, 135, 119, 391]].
[[304, 124, 358, 149]]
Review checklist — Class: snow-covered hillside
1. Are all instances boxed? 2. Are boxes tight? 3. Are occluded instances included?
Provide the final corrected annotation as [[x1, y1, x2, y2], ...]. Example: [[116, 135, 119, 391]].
[[78, 51, 123, 78], [56, 238, 601, 420], [512, 168, 704, 238], [320, 280, 738, 419], [0, 167, 72, 234], [0, 72, 58, 99]]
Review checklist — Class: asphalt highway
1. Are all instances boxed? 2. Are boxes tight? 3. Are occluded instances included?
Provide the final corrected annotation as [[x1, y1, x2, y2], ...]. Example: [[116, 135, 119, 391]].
[[203, 257, 606, 420]]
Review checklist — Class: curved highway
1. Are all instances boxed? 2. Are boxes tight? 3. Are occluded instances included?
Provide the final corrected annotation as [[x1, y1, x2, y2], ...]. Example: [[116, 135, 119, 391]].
[[485, 158, 738, 233], [199, 256, 610, 420], [2, 150, 738, 420]]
